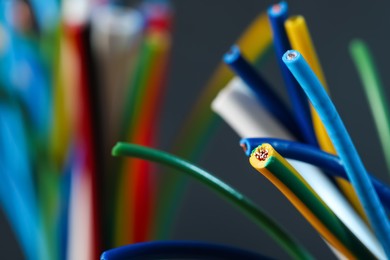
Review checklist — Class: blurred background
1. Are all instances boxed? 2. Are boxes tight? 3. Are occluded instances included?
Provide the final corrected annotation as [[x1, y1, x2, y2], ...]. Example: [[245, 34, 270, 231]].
[[1, 0, 390, 259]]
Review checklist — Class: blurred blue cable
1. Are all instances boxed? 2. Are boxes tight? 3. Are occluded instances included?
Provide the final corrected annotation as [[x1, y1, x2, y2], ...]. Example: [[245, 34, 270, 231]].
[[101, 241, 270, 260]]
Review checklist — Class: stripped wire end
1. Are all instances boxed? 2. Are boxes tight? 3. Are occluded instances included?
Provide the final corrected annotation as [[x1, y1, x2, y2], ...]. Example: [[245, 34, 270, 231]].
[[249, 143, 275, 168], [285, 50, 299, 61], [254, 147, 269, 161], [271, 4, 282, 13], [269, 2, 287, 16]]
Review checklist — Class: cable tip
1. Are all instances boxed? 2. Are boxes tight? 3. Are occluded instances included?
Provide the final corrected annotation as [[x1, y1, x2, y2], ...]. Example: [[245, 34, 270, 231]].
[[112, 142, 123, 156], [285, 50, 299, 60], [254, 147, 269, 161], [268, 2, 287, 16], [271, 4, 282, 13], [249, 144, 275, 169], [224, 45, 241, 64], [240, 142, 247, 154], [282, 50, 301, 64]]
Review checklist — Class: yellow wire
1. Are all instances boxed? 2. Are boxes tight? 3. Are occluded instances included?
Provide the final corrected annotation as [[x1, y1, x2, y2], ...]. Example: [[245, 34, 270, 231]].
[[249, 145, 356, 259], [284, 16, 368, 223], [174, 12, 272, 150], [50, 27, 72, 168]]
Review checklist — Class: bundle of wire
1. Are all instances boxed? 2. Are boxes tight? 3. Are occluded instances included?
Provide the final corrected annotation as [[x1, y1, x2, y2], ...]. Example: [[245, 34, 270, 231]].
[[210, 1, 390, 259], [0, 0, 175, 259], [2, 0, 390, 259]]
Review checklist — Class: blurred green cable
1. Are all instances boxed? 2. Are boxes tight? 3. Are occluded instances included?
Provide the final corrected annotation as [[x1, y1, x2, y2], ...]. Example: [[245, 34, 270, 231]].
[[350, 40, 390, 177]]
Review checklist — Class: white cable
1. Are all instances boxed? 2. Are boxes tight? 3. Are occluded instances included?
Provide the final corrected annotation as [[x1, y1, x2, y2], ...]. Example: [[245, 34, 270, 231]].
[[211, 77, 293, 139], [91, 6, 143, 54], [211, 76, 385, 259]]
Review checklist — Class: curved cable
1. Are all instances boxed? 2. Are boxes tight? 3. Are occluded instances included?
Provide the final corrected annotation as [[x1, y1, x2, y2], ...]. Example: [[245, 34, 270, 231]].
[[112, 142, 313, 260], [156, 12, 273, 240], [101, 241, 270, 260]]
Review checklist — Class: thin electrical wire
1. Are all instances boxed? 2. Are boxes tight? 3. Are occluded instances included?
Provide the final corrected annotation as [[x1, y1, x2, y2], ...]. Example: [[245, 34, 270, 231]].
[[267, 2, 316, 145], [156, 12, 273, 239], [112, 142, 314, 260], [284, 15, 368, 224], [223, 45, 302, 139], [349, 39, 390, 178], [101, 241, 270, 260], [283, 49, 390, 258], [241, 137, 390, 212], [249, 143, 376, 259], [242, 137, 387, 258]]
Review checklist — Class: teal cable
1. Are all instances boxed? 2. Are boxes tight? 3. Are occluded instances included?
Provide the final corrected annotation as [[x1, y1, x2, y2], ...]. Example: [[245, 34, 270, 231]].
[[112, 142, 313, 260]]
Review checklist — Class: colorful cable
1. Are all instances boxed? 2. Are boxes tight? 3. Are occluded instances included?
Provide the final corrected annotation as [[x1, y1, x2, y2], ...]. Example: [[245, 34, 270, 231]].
[[63, 3, 101, 257], [284, 14, 368, 223], [249, 143, 375, 259], [283, 49, 390, 257], [155, 12, 273, 239], [211, 77, 294, 139], [224, 45, 301, 139], [267, 2, 316, 145], [101, 241, 270, 260], [241, 137, 390, 212], [114, 3, 172, 245], [112, 142, 314, 260]]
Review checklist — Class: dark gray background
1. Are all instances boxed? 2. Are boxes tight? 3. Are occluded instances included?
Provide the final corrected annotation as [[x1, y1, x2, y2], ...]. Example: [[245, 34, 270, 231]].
[[2, 0, 390, 259]]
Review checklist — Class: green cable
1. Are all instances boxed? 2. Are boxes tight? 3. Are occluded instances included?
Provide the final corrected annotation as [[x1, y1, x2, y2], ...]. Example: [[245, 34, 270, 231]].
[[155, 45, 273, 240], [112, 142, 314, 260], [250, 144, 375, 258], [349, 39, 390, 178]]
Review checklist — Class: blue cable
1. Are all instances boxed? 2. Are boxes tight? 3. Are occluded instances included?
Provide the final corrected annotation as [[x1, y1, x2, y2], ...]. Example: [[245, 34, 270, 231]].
[[58, 147, 74, 260], [224, 45, 302, 140], [283, 49, 390, 257], [101, 241, 270, 260], [0, 2, 52, 136], [0, 104, 46, 260], [28, 0, 60, 32], [240, 137, 390, 212], [267, 2, 317, 146]]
